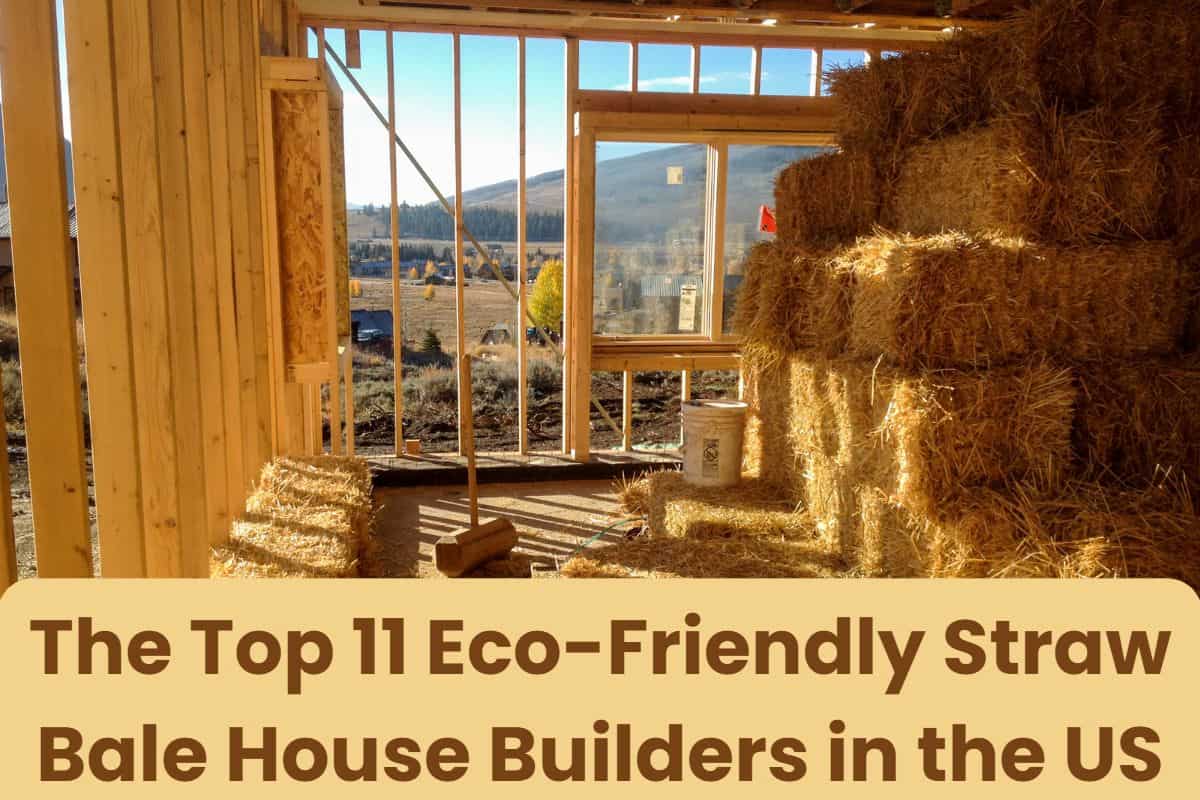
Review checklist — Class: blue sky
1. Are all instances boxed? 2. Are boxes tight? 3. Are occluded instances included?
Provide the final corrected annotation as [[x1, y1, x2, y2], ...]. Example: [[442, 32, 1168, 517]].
[[9, 11, 860, 209], [321, 32, 852, 206]]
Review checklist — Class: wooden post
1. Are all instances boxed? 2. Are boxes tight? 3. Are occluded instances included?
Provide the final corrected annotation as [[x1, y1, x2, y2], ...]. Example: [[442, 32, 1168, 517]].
[[622, 370, 633, 452], [388, 32, 404, 454], [62, 0, 147, 575], [342, 341, 355, 454], [202, 0, 247, 525], [707, 143, 728, 337], [517, 36, 530, 454], [453, 33, 469, 457], [345, 28, 362, 68], [0, 402, 16, 592], [813, 48, 824, 96], [0, 0, 93, 577], [149, 0, 211, 573], [690, 44, 700, 93], [561, 38, 578, 455], [181, 0, 234, 545], [629, 41, 638, 93], [751, 45, 762, 95], [681, 370, 692, 401], [570, 126, 596, 462]]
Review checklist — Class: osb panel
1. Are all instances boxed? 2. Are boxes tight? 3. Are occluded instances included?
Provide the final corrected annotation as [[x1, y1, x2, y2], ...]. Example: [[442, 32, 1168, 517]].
[[272, 89, 328, 365], [328, 95, 350, 338]]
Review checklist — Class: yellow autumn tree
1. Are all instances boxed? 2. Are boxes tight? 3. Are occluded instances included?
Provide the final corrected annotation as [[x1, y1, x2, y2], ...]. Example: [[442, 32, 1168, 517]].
[[423, 283, 436, 302], [528, 259, 563, 331], [407, 266, 419, 280], [423, 260, 438, 279]]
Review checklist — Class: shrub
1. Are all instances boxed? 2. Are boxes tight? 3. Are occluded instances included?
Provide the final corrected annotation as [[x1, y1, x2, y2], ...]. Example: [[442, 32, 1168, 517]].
[[2, 359, 22, 427]]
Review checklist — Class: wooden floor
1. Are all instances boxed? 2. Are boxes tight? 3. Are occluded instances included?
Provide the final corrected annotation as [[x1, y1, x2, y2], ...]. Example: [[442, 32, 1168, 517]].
[[367, 449, 679, 487], [370, 479, 635, 578]]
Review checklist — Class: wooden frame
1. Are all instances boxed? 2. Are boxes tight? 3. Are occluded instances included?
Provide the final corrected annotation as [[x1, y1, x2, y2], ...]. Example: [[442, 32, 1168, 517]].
[[387, 32, 404, 454], [570, 107, 833, 458], [0, 0, 94, 577], [517, 36, 530, 454]]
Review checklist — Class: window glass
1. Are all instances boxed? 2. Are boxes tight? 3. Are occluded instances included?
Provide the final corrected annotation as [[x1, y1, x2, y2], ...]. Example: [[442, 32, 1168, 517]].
[[760, 48, 818, 96], [820, 49, 868, 95], [636, 43, 694, 93], [593, 142, 708, 335], [699, 45, 753, 94], [721, 144, 836, 334], [580, 40, 631, 90]]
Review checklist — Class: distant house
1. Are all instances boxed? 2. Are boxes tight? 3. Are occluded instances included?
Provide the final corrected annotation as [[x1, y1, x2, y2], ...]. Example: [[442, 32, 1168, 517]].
[[350, 308, 393, 341], [0, 203, 80, 310]]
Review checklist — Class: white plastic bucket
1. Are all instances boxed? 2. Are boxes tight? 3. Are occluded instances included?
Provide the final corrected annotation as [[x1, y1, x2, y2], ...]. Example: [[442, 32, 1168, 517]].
[[681, 400, 749, 488]]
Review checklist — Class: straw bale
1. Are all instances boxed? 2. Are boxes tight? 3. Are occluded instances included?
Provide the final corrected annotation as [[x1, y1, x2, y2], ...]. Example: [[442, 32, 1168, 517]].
[[211, 456, 374, 578], [787, 355, 1074, 537], [774, 151, 879, 247], [890, 108, 1165, 243], [1074, 355, 1200, 486], [732, 241, 849, 369], [1165, 132, 1200, 258], [830, 30, 1013, 168], [740, 356, 803, 497], [846, 233, 1187, 369], [631, 471, 808, 541], [561, 536, 842, 579]]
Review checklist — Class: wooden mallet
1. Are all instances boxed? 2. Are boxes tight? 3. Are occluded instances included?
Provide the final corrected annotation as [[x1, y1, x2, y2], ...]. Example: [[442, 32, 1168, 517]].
[[434, 352, 518, 577]]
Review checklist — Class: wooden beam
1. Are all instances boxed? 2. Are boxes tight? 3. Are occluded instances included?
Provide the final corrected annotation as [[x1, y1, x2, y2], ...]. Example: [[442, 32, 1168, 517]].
[[622, 370, 633, 452], [387, 32, 404, 454], [108, 0, 189, 576], [0, 388, 15, 592], [561, 38, 577, 455], [707, 143, 728, 338], [629, 40, 637, 93], [690, 43, 700, 93], [751, 44, 762, 95], [452, 33, 468, 457], [570, 125, 596, 462], [342, 340, 355, 454], [681, 370, 692, 402], [203, 0, 248, 530], [300, 0, 976, 35], [0, 0, 93, 577], [345, 27, 362, 67], [149, 0, 210, 575], [62, 0, 147, 576], [181, 0, 235, 546], [517, 36, 529, 455]]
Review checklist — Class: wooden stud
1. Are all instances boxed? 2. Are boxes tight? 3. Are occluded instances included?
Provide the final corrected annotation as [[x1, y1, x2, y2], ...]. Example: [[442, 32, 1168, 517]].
[[517, 36, 529, 454], [225, 0, 272, 479], [62, 0, 148, 575], [0, 0, 93, 577], [317, 75, 340, 458], [751, 45, 762, 95], [622, 370, 633, 452], [0, 383, 15, 591], [342, 341, 355, 453], [629, 41, 638, 93], [180, 0, 234, 546], [244, 0, 278, 466], [570, 126, 596, 462], [387, 32, 404, 454], [345, 27, 362, 68], [203, 0, 248, 525], [561, 38, 578, 455], [110, 0, 188, 576], [681, 369, 692, 401], [690, 43, 700, 93], [453, 33, 469, 457], [149, 0, 210, 575], [813, 48, 823, 96], [708, 143, 729, 338]]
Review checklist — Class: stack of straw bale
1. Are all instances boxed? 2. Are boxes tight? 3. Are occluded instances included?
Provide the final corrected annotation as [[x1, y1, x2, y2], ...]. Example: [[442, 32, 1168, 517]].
[[211, 456, 375, 578], [725, 1, 1200, 583]]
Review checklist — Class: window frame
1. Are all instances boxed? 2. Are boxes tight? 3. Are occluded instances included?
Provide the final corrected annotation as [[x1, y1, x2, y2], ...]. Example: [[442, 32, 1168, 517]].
[[581, 122, 837, 350]]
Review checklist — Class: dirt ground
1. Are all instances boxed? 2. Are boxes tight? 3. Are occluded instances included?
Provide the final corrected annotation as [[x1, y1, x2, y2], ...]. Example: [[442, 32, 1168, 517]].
[[370, 479, 630, 578], [8, 445, 101, 579]]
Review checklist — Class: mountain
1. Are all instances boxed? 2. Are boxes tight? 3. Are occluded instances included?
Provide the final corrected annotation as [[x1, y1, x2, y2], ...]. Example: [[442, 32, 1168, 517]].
[[457, 143, 823, 242]]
